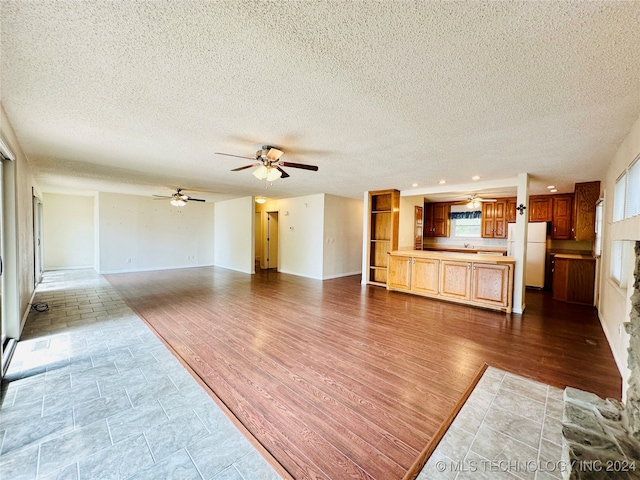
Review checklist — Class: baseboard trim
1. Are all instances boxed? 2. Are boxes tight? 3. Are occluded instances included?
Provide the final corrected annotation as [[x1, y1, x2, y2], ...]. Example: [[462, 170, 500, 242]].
[[100, 264, 214, 275]]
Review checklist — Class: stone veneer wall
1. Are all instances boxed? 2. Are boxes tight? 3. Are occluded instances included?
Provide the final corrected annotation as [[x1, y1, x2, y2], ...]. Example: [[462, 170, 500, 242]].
[[624, 241, 640, 439], [561, 241, 640, 479]]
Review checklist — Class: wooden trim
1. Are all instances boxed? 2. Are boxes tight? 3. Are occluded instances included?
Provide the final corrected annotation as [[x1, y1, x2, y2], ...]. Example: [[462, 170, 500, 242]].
[[115, 294, 296, 480], [402, 363, 488, 480]]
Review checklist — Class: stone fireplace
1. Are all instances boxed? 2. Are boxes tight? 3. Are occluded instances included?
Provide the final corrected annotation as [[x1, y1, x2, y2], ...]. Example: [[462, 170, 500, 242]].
[[561, 241, 640, 479]]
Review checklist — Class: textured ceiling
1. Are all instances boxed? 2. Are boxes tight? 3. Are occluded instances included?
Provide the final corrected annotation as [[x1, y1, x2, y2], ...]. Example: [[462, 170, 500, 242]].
[[1, 1, 639, 202]]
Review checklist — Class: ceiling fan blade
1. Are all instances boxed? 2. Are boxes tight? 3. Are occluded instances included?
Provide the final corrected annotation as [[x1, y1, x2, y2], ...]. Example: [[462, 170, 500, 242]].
[[187, 197, 206, 202], [480, 198, 497, 202], [276, 166, 290, 178], [215, 152, 256, 160], [279, 161, 318, 171], [231, 163, 259, 171], [152, 195, 172, 199]]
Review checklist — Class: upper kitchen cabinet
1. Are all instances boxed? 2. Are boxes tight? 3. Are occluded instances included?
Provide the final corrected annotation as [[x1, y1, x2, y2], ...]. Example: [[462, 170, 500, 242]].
[[424, 202, 450, 238], [481, 200, 508, 238], [573, 181, 600, 241], [551, 194, 573, 240], [506, 197, 517, 223], [529, 196, 553, 222]]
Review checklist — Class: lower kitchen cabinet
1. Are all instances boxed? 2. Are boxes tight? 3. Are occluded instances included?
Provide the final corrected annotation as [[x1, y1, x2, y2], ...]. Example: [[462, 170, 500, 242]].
[[387, 251, 514, 313], [552, 254, 596, 305]]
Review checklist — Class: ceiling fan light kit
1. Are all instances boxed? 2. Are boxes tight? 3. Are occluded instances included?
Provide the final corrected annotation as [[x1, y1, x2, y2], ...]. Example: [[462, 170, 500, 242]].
[[217, 144, 318, 182], [153, 188, 205, 206]]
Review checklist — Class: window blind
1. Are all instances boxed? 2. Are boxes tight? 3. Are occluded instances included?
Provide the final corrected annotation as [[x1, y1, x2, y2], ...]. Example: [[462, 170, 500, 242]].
[[611, 241, 623, 284], [613, 173, 626, 222], [626, 156, 640, 218]]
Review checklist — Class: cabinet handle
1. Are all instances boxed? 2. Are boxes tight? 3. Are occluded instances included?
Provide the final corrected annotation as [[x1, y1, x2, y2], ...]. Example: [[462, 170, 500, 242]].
[[468, 264, 471, 270], [473, 264, 476, 271]]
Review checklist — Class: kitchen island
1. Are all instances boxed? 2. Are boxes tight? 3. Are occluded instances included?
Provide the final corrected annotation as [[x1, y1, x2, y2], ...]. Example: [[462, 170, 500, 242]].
[[387, 250, 515, 313]]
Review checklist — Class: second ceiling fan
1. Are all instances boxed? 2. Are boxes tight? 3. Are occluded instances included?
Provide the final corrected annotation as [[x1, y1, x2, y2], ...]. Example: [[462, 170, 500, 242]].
[[216, 145, 318, 182], [453, 194, 497, 209]]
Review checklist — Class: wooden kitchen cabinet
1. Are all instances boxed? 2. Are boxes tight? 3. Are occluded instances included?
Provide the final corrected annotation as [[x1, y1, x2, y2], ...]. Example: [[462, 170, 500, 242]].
[[573, 181, 600, 241], [471, 263, 511, 309], [412, 258, 440, 295], [367, 189, 399, 286], [387, 251, 514, 313], [424, 202, 450, 238], [529, 196, 553, 222], [552, 254, 595, 305], [387, 254, 412, 290], [506, 197, 517, 223], [551, 194, 573, 240], [440, 260, 471, 300], [481, 200, 507, 238]]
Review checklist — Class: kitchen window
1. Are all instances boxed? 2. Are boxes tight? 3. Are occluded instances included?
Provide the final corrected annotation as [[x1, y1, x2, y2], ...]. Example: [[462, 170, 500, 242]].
[[452, 217, 481, 238]]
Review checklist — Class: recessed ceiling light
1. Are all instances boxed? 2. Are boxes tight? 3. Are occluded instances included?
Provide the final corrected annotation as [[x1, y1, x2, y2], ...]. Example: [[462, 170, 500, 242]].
[[550, 189, 558, 193], [412, 183, 418, 187], [438, 180, 446, 184], [472, 175, 481, 181], [547, 185, 555, 189]]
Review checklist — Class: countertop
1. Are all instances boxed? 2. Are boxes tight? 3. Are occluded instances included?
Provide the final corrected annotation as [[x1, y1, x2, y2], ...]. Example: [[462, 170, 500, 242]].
[[553, 253, 596, 260], [390, 249, 515, 265]]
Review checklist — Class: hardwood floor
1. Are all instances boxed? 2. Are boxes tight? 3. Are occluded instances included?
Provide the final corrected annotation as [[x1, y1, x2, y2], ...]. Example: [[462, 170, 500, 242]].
[[106, 267, 621, 480]]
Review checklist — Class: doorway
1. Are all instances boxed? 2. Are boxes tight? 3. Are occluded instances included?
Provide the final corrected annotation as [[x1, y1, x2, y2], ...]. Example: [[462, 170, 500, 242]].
[[266, 211, 279, 270], [33, 192, 44, 285]]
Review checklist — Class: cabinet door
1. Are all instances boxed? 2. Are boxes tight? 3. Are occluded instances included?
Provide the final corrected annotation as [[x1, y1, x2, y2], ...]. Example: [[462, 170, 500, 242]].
[[552, 195, 573, 240], [529, 197, 552, 222], [433, 203, 451, 237], [573, 181, 600, 241], [471, 263, 510, 307], [387, 255, 412, 290], [493, 201, 507, 238], [423, 203, 435, 238], [414, 206, 423, 250], [506, 198, 517, 223], [481, 203, 495, 238], [412, 258, 439, 295], [440, 260, 471, 300], [481, 201, 507, 238]]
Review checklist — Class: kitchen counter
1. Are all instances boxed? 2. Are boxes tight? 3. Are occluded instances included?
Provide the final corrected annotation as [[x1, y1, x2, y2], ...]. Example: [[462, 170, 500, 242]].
[[387, 250, 514, 313]]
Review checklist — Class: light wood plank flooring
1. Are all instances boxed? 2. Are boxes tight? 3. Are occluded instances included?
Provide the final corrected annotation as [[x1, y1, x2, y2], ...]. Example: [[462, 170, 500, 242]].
[[106, 267, 621, 480]]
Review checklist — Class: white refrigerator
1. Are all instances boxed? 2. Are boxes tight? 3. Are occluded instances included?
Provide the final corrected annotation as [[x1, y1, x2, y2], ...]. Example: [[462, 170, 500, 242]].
[[507, 222, 547, 288]]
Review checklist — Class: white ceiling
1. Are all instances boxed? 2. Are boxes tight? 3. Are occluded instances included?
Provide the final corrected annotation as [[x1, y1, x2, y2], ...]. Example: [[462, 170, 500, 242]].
[[2, 1, 639, 203]]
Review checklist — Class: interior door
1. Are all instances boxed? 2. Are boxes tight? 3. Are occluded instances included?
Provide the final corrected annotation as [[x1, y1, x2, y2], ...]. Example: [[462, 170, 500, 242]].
[[414, 206, 423, 250], [266, 211, 279, 270], [33, 194, 44, 285]]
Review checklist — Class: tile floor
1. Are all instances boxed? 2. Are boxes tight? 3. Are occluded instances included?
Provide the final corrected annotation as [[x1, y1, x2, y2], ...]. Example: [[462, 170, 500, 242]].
[[419, 366, 565, 480], [0, 270, 281, 480], [1, 269, 566, 480]]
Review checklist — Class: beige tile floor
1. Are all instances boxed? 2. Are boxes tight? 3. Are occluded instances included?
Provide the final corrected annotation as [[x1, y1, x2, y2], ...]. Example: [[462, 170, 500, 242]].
[[0, 270, 281, 480], [1, 269, 564, 480]]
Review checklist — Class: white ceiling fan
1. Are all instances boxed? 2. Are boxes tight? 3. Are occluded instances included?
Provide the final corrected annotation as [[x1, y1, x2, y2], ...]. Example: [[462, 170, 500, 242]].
[[216, 145, 319, 182], [453, 194, 497, 209], [152, 188, 205, 206]]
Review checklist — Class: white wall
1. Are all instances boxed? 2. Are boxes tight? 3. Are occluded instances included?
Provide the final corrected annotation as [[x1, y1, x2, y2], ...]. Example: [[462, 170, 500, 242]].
[[214, 196, 253, 274], [1, 104, 37, 337], [269, 194, 325, 279], [598, 112, 640, 399], [99, 192, 215, 273], [43, 193, 95, 269], [323, 194, 363, 279], [399, 195, 424, 249]]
